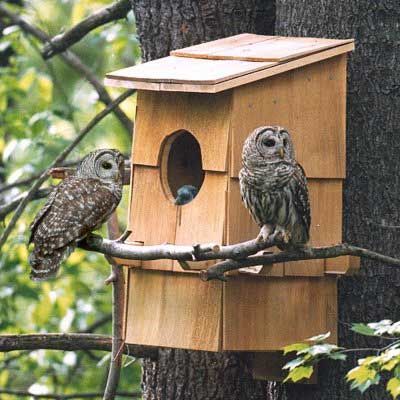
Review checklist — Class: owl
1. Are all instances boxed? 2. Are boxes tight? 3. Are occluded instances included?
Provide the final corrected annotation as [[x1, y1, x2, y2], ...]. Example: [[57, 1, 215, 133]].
[[239, 126, 310, 249], [28, 149, 125, 281]]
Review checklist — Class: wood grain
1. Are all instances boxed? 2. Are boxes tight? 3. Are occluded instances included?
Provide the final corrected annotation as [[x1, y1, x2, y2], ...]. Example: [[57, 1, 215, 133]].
[[223, 275, 337, 350], [132, 90, 232, 172], [172, 34, 353, 62], [173, 172, 228, 271], [125, 269, 223, 351], [128, 165, 176, 271], [230, 54, 347, 179]]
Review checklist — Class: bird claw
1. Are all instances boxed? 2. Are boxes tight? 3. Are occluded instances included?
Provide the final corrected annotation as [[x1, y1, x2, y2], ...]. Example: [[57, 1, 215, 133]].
[[274, 226, 291, 244], [256, 225, 273, 243]]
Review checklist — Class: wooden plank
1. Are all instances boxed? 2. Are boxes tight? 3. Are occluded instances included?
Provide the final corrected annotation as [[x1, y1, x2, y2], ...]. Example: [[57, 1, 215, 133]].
[[325, 255, 361, 275], [125, 270, 222, 351], [173, 172, 228, 271], [285, 180, 343, 276], [106, 56, 274, 85], [231, 54, 347, 179], [170, 33, 271, 58], [105, 43, 354, 93], [133, 90, 232, 172], [186, 37, 354, 62], [223, 275, 337, 350], [128, 165, 176, 271], [226, 178, 284, 276]]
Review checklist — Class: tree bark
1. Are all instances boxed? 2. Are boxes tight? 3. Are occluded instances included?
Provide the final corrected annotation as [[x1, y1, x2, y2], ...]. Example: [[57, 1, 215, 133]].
[[275, 1, 400, 399], [130, 1, 277, 398], [131, 0, 275, 62]]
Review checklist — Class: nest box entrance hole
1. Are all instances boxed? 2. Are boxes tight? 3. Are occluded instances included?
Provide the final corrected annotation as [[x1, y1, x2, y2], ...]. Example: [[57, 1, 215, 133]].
[[160, 130, 205, 205]]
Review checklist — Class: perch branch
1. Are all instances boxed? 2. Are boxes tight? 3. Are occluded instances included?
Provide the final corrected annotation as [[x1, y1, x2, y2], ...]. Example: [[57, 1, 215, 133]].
[[0, 333, 156, 359], [200, 243, 400, 281], [0, 3, 133, 133], [78, 236, 400, 280], [103, 213, 125, 400], [0, 389, 140, 399], [42, 0, 130, 59], [0, 89, 134, 250]]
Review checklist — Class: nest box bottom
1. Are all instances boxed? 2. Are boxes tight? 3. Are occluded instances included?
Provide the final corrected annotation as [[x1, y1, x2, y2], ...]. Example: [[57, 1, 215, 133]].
[[124, 269, 337, 353]]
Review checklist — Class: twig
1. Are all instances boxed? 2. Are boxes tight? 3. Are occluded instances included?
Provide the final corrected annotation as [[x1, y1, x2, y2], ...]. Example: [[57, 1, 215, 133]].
[[0, 3, 133, 133], [103, 212, 125, 400], [42, 0, 130, 59], [80, 315, 112, 334], [200, 243, 400, 281], [0, 389, 140, 399], [0, 89, 134, 250], [0, 187, 51, 221], [0, 333, 156, 358]]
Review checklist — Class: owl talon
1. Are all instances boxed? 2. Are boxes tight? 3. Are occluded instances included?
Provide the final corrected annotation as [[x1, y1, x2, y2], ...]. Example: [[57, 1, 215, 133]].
[[256, 224, 273, 243], [274, 226, 291, 244]]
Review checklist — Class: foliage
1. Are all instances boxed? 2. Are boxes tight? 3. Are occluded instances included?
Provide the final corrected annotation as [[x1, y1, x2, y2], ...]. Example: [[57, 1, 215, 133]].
[[0, 0, 141, 397], [283, 321, 400, 399]]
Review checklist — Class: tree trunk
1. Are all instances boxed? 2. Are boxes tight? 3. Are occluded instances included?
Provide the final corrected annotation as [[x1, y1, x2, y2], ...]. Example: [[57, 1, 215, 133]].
[[275, 1, 400, 399], [131, 0, 275, 62], [130, 1, 277, 398]]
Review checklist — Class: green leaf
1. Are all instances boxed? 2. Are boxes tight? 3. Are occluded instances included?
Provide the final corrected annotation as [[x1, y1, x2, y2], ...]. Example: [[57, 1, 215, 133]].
[[347, 365, 377, 384], [284, 365, 314, 383], [329, 352, 347, 361], [283, 357, 307, 371], [283, 342, 310, 355], [308, 343, 340, 356], [387, 377, 400, 399], [351, 323, 376, 336], [307, 332, 331, 342]]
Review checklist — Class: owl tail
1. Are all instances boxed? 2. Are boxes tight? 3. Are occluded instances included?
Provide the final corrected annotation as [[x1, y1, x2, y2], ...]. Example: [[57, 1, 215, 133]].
[[29, 246, 72, 281]]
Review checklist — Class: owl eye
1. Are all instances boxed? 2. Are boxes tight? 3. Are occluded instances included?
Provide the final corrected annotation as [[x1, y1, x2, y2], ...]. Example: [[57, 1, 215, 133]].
[[102, 161, 113, 170], [283, 139, 288, 147], [262, 138, 276, 147]]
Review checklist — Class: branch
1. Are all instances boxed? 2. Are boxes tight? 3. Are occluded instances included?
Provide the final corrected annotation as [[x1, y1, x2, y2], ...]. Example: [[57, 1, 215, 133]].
[[0, 3, 133, 133], [79, 232, 280, 263], [0, 89, 134, 250], [200, 243, 400, 281], [78, 236, 400, 281], [0, 187, 51, 221], [42, 0, 130, 59], [0, 389, 140, 399], [0, 333, 156, 358], [103, 213, 125, 400]]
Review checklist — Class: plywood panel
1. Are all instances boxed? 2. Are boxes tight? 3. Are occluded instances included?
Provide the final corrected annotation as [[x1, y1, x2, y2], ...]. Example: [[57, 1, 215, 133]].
[[325, 255, 360, 275], [227, 178, 284, 276], [172, 34, 353, 62], [125, 270, 222, 351], [132, 90, 232, 172], [173, 172, 227, 271], [128, 165, 176, 271], [231, 54, 347, 179], [223, 275, 337, 350]]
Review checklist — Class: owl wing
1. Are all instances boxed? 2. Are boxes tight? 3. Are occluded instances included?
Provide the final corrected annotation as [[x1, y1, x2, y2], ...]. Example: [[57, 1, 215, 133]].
[[31, 177, 119, 251], [290, 163, 311, 233], [28, 186, 58, 244]]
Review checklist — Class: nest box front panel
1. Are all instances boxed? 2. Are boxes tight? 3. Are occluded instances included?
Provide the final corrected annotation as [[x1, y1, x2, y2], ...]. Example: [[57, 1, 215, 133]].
[[125, 270, 223, 351], [230, 54, 347, 179], [132, 90, 231, 172]]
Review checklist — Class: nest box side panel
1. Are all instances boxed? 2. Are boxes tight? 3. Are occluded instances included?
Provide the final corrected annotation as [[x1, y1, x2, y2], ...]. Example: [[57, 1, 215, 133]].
[[125, 269, 223, 351], [223, 275, 337, 351], [173, 172, 228, 271], [128, 165, 176, 271], [230, 54, 347, 179], [132, 90, 232, 172]]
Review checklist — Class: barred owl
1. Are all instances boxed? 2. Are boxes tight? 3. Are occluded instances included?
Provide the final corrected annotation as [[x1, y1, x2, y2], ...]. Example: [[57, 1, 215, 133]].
[[239, 126, 310, 249], [29, 149, 125, 281]]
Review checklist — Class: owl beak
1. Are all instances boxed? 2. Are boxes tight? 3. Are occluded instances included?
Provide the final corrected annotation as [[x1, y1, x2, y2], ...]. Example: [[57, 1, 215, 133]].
[[278, 147, 285, 159]]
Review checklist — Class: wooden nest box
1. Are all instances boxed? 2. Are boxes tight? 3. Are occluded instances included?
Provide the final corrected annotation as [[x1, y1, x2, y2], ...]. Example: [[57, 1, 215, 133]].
[[105, 34, 359, 379]]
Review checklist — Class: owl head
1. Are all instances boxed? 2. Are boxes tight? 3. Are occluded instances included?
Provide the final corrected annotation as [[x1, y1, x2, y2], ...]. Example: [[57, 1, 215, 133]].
[[243, 126, 295, 166], [76, 149, 125, 182]]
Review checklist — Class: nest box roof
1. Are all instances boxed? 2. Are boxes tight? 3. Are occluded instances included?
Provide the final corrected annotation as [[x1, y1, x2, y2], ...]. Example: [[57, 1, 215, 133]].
[[105, 34, 354, 93]]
